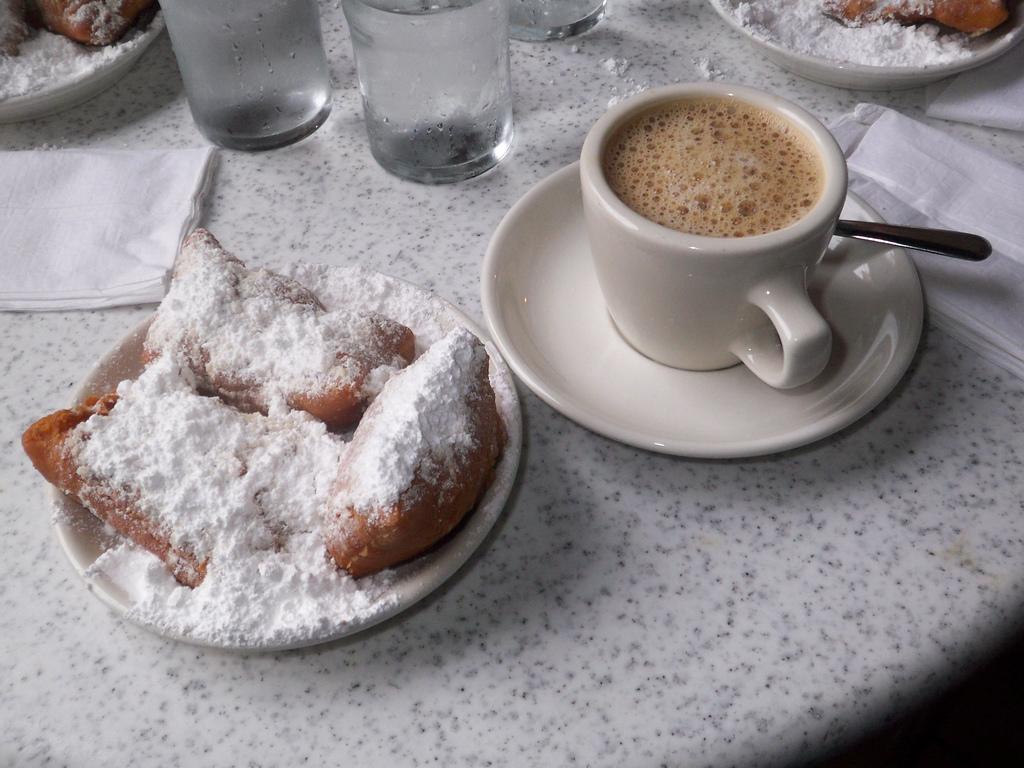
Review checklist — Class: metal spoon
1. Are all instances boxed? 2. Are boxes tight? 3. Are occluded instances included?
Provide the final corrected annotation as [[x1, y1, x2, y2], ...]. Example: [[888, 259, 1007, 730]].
[[834, 220, 991, 262]]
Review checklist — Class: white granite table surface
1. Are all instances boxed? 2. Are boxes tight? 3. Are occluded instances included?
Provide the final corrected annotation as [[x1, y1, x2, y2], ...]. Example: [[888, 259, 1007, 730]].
[[3, 2, 1024, 767]]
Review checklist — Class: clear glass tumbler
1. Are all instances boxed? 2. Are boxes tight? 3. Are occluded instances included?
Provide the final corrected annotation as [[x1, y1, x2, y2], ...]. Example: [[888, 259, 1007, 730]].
[[341, 0, 515, 184], [510, 0, 606, 41], [160, 0, 333, 151]]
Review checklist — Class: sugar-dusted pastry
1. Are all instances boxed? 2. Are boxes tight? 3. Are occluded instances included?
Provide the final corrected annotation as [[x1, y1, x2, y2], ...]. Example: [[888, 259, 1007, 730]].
[[26, 0, 156, 46], [22, 356, 347, 588], [1, 0, 29, 55], [324, 327, 505, 577], [23, 328, 505, 586], [144, 229, 416, 431], [21, 388, 209, 587], [824, 0, 1010, 35]]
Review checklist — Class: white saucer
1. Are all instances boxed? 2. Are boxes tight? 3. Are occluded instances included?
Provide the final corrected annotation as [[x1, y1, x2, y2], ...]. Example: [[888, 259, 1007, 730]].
[[481, 163, 923, 458], [48, 267, 522, 651], [0, 13, 164, 123], [710, 0, 1024, 91]]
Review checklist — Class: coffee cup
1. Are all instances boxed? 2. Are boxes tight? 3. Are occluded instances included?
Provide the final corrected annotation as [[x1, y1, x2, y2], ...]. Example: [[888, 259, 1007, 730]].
[[579, 83, 847, 389]]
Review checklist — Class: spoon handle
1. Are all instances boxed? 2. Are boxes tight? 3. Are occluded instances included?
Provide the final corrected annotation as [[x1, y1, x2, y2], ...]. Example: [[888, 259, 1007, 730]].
[[834, 220, 992, 262]]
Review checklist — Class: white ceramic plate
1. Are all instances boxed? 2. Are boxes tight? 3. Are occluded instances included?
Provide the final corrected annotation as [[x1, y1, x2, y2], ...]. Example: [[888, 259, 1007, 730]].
[[48, 271, 522, 651], [0, 12, 164, 123], [710, 0, 1024, 90], [481, 163, 923, 458]]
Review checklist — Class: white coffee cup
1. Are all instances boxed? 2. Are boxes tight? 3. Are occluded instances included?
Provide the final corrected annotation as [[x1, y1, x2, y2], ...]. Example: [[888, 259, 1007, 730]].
[[579, 83, 848, 389]]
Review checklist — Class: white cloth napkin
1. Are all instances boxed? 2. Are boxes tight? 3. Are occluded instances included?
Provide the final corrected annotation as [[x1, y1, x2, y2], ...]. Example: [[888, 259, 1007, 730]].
[[830, 104, 1024, 379], [924, 40, 1024, 131], [0, 148, 216, 311]]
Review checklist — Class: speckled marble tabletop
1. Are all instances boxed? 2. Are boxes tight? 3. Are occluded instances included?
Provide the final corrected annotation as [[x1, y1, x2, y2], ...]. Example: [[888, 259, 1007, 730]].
[[3, 2, 1024, 767]]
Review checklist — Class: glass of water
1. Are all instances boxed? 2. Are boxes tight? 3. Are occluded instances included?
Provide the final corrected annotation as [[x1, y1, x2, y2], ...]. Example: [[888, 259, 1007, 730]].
[[510, 0, 606, 41], [341, 0, 515, 184], [160, 0, 333, 151]]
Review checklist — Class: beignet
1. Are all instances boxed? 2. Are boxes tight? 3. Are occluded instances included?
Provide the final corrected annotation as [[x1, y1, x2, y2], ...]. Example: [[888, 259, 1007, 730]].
[[324, 327, 504, 577], [824, 0, 1010, 35], [22, 357, 347, 587], [144, 229, 416, 431], [22, 389, 209, 587], [27, 0, 156, 46]]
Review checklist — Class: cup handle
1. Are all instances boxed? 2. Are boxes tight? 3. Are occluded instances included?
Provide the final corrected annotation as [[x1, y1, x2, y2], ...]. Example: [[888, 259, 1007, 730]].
[[728, 269, 832, 389]]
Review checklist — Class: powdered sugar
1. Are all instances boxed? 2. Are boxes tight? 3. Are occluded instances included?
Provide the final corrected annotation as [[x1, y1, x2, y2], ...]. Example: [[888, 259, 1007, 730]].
[[601, 57, 630, 76], [337, 326, 489, 513], [284, 262, 458, 355], [75, 356, 347, 563], [712, 0, 979, 66], [77, 355, 381, 647], [0, 11, 156, 100], [60, 262, 519, 650], [69, 0, 137, 43], [146, 230, 413, 417], [693, 56, 724, 81]]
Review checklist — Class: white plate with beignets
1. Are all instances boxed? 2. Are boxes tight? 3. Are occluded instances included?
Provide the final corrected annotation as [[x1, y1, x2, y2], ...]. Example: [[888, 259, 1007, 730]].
[[710, 0, 1024, 90], [0, 6, 164, 123], [30, 245, 522, 651]]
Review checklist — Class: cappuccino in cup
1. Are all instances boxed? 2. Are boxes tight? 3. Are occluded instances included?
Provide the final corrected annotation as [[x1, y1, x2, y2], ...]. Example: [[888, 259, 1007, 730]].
[[602, 98, 826, 238], [580, 83, 848, 389]]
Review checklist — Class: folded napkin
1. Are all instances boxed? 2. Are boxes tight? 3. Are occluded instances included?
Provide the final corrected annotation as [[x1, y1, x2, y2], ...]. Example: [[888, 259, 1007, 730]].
[[830, 104, 1024, 379], [924, 40, 1024, 131], [0, 148, 216, 311]]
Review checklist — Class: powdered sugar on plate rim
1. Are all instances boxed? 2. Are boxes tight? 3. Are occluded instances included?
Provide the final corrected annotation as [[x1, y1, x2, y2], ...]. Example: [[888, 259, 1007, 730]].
[[710, 0, 1024, 90], [47, 263, 522, 652]]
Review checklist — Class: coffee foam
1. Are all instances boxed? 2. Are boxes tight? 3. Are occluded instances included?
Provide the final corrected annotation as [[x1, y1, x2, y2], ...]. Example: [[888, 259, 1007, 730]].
[[603, 98, 825, 238]]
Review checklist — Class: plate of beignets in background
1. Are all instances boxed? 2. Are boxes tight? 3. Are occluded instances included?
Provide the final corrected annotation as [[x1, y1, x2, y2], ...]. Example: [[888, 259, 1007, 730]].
[[22, 231, 522, 651], [0, 2, 163, 123], [710, 0, 1023, 90]]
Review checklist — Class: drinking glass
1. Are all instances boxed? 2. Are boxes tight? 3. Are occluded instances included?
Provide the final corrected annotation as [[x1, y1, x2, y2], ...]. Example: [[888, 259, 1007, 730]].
[[161, 0, 333, 151], [510, 0, 606, 41], [342, 0, 515, 184]]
